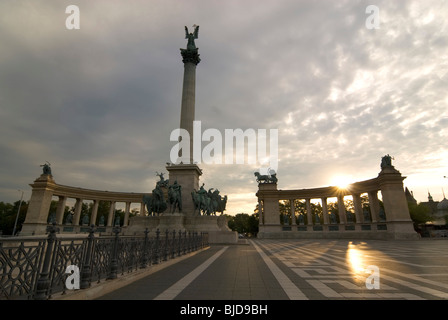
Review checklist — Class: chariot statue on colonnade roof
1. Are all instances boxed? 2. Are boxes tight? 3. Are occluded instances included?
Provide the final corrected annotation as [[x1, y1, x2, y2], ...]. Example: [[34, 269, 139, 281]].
[[254, 168, 277, 184]]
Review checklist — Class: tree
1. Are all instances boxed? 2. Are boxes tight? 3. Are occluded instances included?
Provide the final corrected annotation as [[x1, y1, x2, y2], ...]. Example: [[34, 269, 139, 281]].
[[408, 202, 432, 227], [227, 213, 258, 237], [0, 200, 29, 235]]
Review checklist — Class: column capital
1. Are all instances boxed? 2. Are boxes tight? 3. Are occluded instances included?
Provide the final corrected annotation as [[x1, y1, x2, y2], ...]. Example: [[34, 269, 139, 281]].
[[180, 48, 201, 65]]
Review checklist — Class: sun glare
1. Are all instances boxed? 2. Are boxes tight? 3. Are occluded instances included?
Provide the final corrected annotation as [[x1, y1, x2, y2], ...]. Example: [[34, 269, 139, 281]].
[[346, 242, 367, 284], [331, 176, 352, 189]]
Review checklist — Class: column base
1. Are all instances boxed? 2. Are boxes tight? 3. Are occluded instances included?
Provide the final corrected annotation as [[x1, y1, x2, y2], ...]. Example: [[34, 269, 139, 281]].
[[166, 164, 202, 217]]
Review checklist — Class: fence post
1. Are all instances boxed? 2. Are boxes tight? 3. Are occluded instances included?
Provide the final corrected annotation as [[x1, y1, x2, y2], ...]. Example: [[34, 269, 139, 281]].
[[178, 230, 182, 256], [140, 228, 149, 268], [170, 230, 174, 259], [107, 226, 121, 280], [34, 223, 58, 300], [153, 229, 160, 264], [80, 225, 95, 289], [200, 232, 203, 249], [183, 230, 187, 255], [194, 232, 198, 251], [188, 231, 191, 253], [163, 229, 168, 261]]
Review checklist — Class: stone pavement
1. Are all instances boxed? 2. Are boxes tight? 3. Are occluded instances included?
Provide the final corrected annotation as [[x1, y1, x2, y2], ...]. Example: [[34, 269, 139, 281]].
[[98, 239, 448, 300]]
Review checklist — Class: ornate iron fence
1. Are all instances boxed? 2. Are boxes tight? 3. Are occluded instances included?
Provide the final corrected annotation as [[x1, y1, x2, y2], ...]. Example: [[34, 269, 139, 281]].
[[0, 224, 209, 300]]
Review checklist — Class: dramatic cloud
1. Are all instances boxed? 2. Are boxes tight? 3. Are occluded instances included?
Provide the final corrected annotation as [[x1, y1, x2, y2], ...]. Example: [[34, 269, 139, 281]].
[[0, 0, 447, 214]]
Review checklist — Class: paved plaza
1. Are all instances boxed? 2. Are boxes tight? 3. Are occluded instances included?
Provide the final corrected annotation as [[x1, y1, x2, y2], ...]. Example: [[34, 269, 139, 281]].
[[97, 238, 448, 301]]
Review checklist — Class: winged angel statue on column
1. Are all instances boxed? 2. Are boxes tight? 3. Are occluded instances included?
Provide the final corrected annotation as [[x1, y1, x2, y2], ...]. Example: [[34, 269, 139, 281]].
[[185, 25, 199, 50]]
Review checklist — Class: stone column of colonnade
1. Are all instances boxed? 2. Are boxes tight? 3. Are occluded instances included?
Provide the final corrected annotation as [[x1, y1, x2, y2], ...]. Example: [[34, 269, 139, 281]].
[[73, 198, 83, 226], [289, 199, 296, 226], [90, 200, 99, 226], [306, 199, 313, 227], [123, 202, 131, 226], [352, 194, 363, 223], [337, 195, 347, 224], [55, 196, 67, 225], [321, 198, 329, 225], [107, 201, 115, 227]]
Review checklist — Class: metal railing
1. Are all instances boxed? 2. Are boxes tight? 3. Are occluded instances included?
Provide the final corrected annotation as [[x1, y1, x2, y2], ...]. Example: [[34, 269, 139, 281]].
[[0, 224, 209, 300]]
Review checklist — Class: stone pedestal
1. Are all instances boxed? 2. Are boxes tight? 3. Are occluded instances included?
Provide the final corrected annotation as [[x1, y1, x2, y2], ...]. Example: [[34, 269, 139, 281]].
[[166, 164, 202, 216], [378, 166, 419, 239], [256, 183, 281, 238], [125, 214, 237, 244], [257, 183, 279, 224], [21, 174, 56, 235], [158, 214, 186, 232]]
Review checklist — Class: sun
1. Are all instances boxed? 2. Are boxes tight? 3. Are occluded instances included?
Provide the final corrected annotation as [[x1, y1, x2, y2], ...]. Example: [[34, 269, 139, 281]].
[[331, 176, 352, 189]]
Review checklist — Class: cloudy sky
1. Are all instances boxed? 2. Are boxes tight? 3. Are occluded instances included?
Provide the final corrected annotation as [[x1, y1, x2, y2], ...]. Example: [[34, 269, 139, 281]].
[[1, 0, 447, 214]]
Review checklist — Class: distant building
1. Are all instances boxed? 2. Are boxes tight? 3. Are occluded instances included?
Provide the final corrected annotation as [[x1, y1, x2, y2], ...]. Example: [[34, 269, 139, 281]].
[[420, 191, 448, 226], [436, 197, 448, 225], [405, 187, 417, 205]]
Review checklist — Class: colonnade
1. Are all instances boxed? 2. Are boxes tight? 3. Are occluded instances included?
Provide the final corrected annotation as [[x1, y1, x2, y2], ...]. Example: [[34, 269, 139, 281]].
[[52, 196, 145, 228], [276, 191, 385, 228], [256, 163, 419, 239], [21, 174, 147, 235]]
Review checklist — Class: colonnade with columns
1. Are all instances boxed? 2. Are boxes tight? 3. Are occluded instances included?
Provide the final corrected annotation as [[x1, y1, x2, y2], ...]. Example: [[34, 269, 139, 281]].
[[263, 192, 384, 229], [21, 174, 147, 235], [52, 196, 144, 228], [257, 164, 419, 240]]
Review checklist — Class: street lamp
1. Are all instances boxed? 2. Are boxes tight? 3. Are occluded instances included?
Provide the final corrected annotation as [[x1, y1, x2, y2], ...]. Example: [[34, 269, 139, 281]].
[[12, 190, 24, 236]]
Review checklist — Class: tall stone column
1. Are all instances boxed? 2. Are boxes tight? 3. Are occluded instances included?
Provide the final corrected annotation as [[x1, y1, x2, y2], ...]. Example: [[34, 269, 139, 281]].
[[179, 43, 200, 163], [167, 29, 202, 216]]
